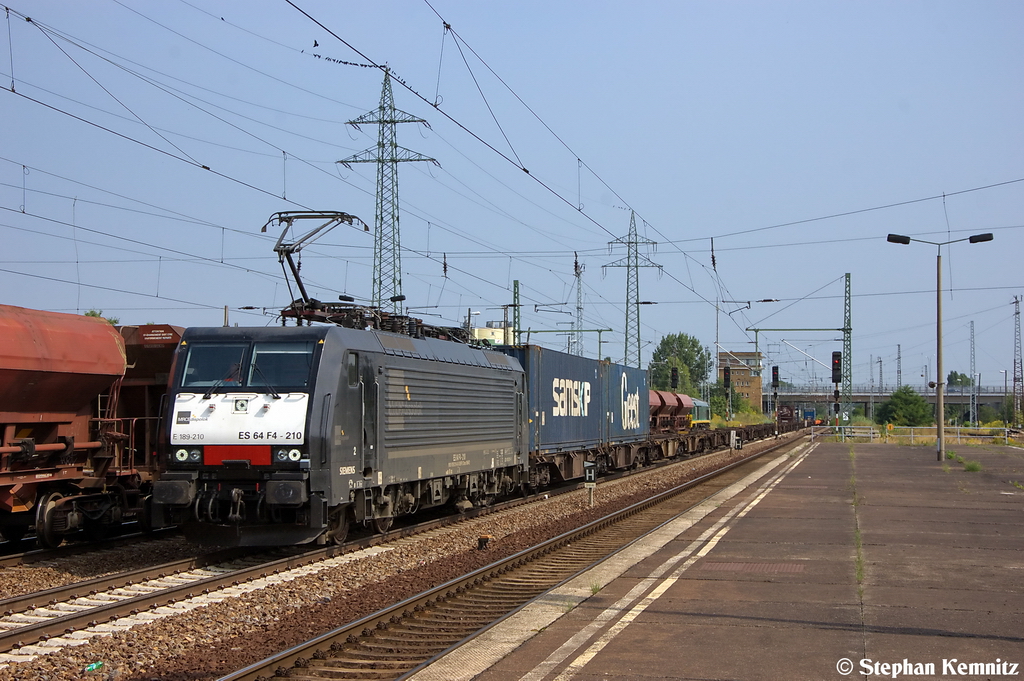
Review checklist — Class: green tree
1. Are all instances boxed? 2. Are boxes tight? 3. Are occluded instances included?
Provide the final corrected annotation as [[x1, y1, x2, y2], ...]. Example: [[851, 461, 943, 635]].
[[708, 381, 753, 420], [978, 404, 1000, 425], [649, 333, 711, 395], [84, 309, 119, 325], [947, 371, 973, 387], [875, 385, 933, 426]]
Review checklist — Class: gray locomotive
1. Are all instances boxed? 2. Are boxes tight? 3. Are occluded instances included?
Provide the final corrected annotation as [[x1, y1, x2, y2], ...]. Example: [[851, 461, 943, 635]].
[[153, 324, 530, 545]]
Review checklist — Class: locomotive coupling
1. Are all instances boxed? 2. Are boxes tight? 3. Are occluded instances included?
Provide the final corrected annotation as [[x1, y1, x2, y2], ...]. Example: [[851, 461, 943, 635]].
[[228, 488, 246, 522]]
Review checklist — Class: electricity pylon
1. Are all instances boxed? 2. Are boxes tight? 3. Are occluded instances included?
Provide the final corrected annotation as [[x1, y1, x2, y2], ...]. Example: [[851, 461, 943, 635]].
[[339, 69, 436, 314], [605, 210, 661, 368], [570, 253, 585, 356]]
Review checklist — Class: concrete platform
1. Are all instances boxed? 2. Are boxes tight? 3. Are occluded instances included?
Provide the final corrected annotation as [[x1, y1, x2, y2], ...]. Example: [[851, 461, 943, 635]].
[[408, 441, 1024, 681]]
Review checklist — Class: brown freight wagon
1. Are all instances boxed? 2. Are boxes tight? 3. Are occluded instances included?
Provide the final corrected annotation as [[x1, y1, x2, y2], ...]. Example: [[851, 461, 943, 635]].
[[0, 305, 180, 546]]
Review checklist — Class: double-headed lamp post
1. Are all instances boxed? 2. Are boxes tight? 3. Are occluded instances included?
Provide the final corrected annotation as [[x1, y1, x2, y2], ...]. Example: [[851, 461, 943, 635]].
[[887, 232, 994, 461]]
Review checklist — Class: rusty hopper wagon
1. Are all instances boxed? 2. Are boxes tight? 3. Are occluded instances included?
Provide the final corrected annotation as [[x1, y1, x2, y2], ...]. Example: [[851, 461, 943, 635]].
[[0, 305, 179, 547]]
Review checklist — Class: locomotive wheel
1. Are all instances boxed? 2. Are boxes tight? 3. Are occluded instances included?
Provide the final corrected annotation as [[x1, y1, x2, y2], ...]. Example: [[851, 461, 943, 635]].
[[325, 508, 350, 545], [34, 492, 64, 549]]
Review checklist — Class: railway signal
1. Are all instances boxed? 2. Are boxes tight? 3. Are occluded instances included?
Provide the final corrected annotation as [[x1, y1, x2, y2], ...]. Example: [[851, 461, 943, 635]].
[[723, 366, 731, 387], [771, 365, 779, 388], [831, 351, 842, 384], [670, 367, 679, 389]]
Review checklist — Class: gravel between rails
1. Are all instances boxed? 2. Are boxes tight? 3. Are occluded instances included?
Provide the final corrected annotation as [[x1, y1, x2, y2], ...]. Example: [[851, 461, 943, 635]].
[[0, 537, 205, 601], [0, 432, 803, 681]]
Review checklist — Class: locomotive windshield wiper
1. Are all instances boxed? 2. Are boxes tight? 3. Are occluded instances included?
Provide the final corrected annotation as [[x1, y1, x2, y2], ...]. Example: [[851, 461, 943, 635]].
[[251, 362, 282, 400], [202, 364, 241, 400]]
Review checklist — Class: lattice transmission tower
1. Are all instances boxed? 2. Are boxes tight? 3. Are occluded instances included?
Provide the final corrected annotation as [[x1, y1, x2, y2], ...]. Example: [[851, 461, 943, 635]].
[[339, 69, 437, 314], [569, 253, 585, 356], [605, 211, 660, 368]]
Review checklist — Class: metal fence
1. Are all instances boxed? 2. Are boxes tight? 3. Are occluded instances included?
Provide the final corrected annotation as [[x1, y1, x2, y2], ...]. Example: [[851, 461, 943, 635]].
[[810, 426, 1018, 444], [779, 384, 1010, 396]]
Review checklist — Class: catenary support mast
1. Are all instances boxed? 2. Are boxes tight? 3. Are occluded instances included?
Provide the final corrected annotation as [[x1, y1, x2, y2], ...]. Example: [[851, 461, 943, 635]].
[[1014, 296, 1023, 426]]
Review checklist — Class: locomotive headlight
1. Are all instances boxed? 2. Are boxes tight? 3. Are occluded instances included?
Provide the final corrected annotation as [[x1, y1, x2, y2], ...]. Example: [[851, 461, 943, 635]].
[[275, 448, 289, 462], [287, 448, 302, 462], [188, 448, 202, 462], [174, 448, 189, 462]]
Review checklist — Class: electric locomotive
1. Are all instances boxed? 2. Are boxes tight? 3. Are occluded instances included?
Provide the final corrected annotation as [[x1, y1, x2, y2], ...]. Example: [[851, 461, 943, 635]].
[[152, 324, 527, 546]]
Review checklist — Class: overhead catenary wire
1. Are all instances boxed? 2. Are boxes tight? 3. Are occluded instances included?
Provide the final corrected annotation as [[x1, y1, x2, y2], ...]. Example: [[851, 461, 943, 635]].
[[28, 17, 200, 166], [2, 3, 1018, 368], [4, 3, 622, 327]]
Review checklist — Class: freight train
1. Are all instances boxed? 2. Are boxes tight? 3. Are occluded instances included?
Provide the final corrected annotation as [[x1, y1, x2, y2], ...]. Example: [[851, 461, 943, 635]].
[[153, 306, 800, 547], [649, 390, 711, 432], [0, 305, 181, 547]]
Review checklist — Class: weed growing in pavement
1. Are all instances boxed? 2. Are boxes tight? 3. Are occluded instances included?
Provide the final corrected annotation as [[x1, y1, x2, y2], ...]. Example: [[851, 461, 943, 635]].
[[963, 460, 983, 472], [941, 462, 951, 473], [849, 445, 865, 587], [563, 599, 576, 613], [1011, 481, 1024, 491], [854, 526, 864, 584], [946, 451, 957, 460], [590, 582, 602, 595]]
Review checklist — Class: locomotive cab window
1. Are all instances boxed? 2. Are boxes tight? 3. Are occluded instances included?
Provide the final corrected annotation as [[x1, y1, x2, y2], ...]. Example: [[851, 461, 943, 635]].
[[180, 341, 314, 391], [181, 343, 247, 388], [249, 341, 314, 390]]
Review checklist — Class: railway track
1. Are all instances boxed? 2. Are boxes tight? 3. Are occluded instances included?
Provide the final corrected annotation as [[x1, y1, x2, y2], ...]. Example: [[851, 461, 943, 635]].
[[0, 477, 551, 663], [219, 436, 807, 681]]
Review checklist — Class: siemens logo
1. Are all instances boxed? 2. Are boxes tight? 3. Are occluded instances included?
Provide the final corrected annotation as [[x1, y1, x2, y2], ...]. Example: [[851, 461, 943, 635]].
[[552, 378, 591, 417]]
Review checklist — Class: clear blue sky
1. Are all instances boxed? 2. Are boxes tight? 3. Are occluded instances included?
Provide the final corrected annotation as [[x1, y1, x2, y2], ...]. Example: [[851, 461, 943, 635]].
[[2, 1, 1021, 389]]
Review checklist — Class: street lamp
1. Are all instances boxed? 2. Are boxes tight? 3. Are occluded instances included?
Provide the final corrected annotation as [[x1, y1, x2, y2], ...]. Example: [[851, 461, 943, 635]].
[[887, 232, 994, 461], [1000, 369, 1008, 427]]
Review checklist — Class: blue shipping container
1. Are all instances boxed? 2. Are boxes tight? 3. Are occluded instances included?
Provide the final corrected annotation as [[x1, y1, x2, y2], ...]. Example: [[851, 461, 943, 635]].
[[604, 361, 649, 443]]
